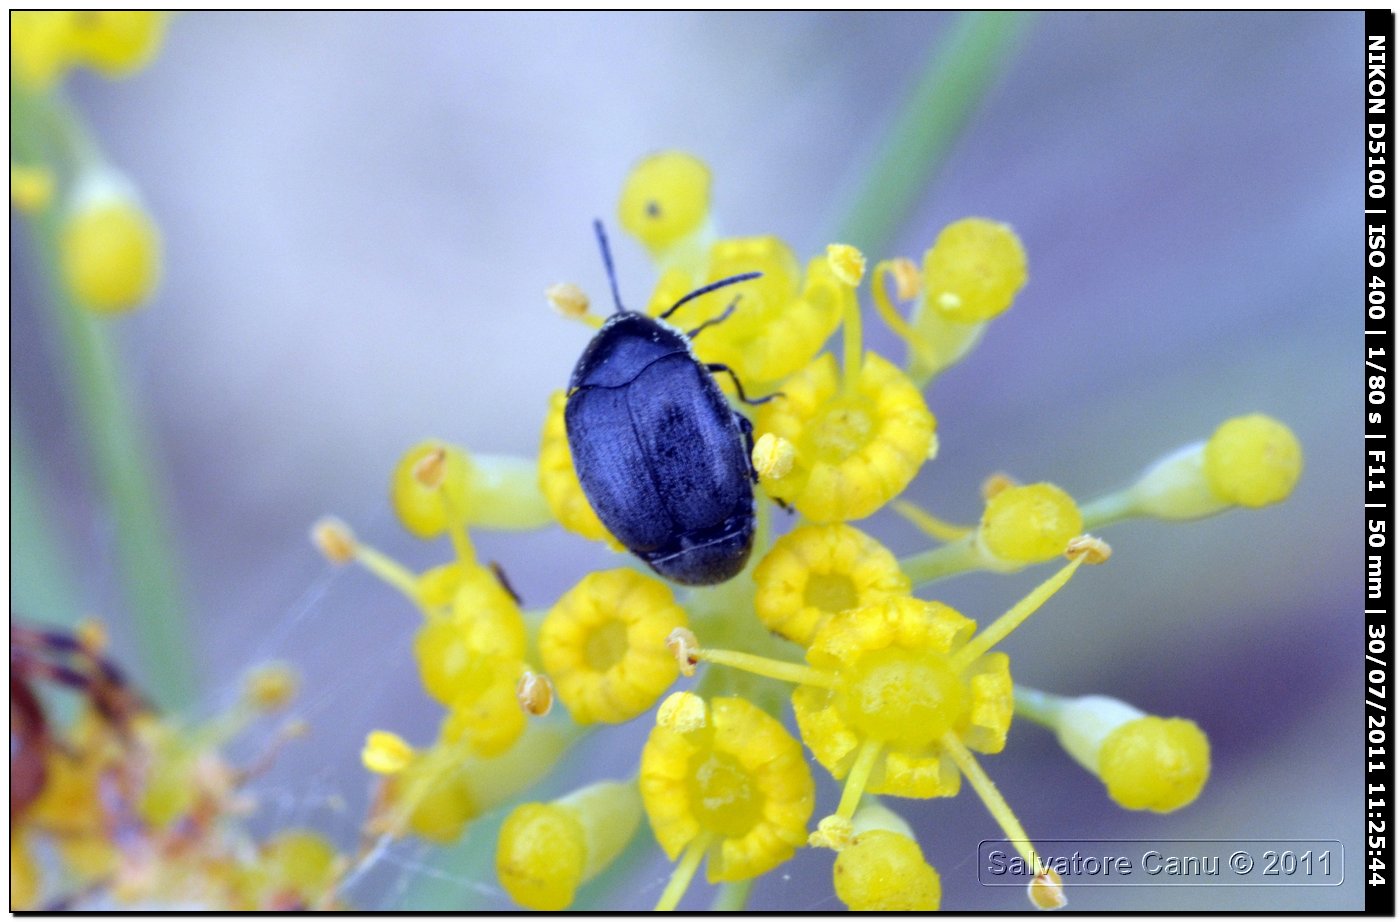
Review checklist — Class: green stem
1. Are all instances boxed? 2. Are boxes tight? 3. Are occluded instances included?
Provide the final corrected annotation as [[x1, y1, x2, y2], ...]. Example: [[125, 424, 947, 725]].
[[1011, 684, 1066, 729], [1079, 490, 1140, 530], [898, 534, 984, 586], [11, 421, 83, 627], [13, 85, 197, 710], [833, 11, 1035, 256], [709, 879, 753, 912]]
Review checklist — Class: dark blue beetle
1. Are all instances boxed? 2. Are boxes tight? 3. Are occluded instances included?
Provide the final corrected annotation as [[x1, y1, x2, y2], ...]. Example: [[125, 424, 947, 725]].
[[565, 221, 774, 586]]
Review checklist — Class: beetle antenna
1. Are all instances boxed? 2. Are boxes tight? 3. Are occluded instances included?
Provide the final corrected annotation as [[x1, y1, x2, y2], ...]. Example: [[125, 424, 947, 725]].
[[593, 219, 627, 314], [660, 271, 763, 320]]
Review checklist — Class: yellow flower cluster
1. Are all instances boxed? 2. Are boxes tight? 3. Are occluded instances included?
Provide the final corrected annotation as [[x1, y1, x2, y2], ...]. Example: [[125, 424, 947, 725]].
[[11, 12, 169, 314], [11, 626, 346, 910], [310, 152, 1303, 911], [12, 11, 170, 89]]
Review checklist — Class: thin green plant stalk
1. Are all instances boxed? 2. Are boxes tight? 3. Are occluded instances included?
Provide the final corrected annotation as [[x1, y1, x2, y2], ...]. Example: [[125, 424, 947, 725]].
[[833, 11, 1034, 257], [13, 85, 197, 710], [11, 421, 84, 628]]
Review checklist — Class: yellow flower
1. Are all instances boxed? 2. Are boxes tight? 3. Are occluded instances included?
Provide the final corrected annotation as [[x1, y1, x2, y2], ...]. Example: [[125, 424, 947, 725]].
[[60, 191, 162, 313], [870, 218, 1028, 384], [372, 724, 580, 845], [640, 693, 814, 909], [65, 11, 171, 79], [646, 238, 850, 394], [920, 217, 1027, 323], [1083, 414, 1303, 525], [413, 564, 527, 707], [833, 829, 941, 911], [831, 802, 941, 910], [618, 151, 712, 263], [242, 662, 299, 712], [752, 522, 910, 646], [253, 829, 342, 908], [390, 441, 472, 539], [362, 730, 416, 775], [1037, 693, 1210, 812], [977, 482, 1083, 566], [755, 351, 935, 522], [377, 742, 481, 844], [792, 596, 1012, 799], [1203, 413, 1303, 507], [540, 568, 687, 724], [11, 11, 78, 89], [496, 779, 642, 911]]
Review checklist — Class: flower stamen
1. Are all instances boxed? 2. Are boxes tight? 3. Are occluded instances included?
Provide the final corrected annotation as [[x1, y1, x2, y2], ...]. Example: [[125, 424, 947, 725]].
[[412, 447, 477, 566], [654, 831, 714, 912], [677, 636, 836, 690], [871, 259, 937, 367], [941, 732, 1059, 909], [546, 282, 604, 328], [311, 517, 419, 601], [954, 536, 1108, 668], [835, 737, 884, 821], [892, 499, 972, 543]]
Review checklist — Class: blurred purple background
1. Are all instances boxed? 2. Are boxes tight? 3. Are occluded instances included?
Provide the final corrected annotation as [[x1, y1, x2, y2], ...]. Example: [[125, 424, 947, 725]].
[[11, 12, 1360, 910]]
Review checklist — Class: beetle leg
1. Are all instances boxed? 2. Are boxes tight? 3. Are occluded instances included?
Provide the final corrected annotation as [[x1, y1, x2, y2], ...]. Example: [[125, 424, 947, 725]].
[[705, 364, 782, 406], [686, 298, 740, 340]]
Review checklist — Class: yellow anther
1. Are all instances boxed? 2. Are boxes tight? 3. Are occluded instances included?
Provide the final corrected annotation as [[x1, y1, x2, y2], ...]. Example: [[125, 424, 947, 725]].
[[656, 691, 708, 734], [411, 446, 448, 490], [666, 627, 700, 677], [362, 730, 415, 775], [546, 282, 591, 319], [889, 257, 922, 301], [751, 432, 795, 482], [871, 259, 936, 368], [256, 828, 343, 908], [516, 670, 555, 718], [981, 471, 1020, 500], [809, 814, 854, 851], [243, 663, 299, 712], [826, 243, 867, 287], [311, 516, 356, 565], [1029, 867, 1067, 910], [1065, 534, 1111, 564], [390, 441, 473, 542]]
